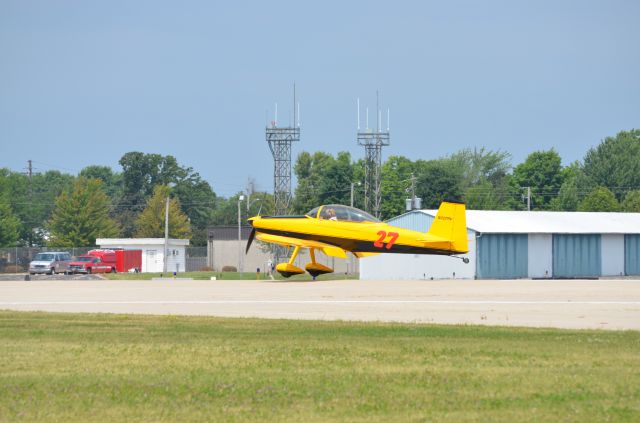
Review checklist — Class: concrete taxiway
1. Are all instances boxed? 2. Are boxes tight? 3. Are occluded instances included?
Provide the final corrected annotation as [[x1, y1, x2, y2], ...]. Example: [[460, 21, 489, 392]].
[[1, 279, 639, 330]]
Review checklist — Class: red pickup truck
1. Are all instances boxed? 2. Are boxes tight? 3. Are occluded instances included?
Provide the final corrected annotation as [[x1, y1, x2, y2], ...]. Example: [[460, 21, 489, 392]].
[[69, 249, 117, 274], [69, 249, 142, 274]]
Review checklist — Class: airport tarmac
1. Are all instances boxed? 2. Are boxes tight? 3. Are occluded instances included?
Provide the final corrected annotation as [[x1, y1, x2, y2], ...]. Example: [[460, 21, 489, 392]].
[[1, 279, 640, 330]]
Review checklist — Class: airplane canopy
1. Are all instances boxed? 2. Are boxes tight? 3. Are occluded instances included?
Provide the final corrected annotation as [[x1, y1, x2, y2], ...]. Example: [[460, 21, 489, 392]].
[[306, 205, 380, 223]]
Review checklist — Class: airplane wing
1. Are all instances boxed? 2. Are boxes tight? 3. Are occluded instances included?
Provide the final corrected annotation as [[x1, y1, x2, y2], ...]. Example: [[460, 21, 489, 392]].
[[256, 233, 348, 259]]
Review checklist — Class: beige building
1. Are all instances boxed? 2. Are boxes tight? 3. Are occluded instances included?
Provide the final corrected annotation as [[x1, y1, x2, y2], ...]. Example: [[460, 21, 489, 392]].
[[207, 226, 358, 275]]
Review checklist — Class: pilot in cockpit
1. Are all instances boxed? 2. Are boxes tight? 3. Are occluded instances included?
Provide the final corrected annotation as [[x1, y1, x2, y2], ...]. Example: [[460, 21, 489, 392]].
[[324, 208, 338, 221]]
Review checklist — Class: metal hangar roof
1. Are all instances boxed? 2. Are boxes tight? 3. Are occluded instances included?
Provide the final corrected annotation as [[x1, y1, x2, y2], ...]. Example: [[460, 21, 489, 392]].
[[396, 210, 640, 234]]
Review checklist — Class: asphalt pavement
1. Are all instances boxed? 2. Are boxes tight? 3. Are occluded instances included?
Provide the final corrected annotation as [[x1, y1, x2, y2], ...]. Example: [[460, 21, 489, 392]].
[[1, 278, 639, 330]]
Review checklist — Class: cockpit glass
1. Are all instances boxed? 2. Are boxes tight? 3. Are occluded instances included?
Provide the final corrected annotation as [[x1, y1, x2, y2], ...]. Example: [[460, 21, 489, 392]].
[[306, 206, 321, 218], [311, 204, 380, 223], [347, 207, 380, 223]]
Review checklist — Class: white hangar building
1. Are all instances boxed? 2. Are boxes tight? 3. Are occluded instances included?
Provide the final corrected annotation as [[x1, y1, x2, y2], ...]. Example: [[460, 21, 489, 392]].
[[360, 210, 640, 280]]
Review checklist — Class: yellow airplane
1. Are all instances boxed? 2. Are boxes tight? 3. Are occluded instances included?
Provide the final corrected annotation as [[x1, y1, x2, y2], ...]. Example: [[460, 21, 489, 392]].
[[246, 201, 469, 278]]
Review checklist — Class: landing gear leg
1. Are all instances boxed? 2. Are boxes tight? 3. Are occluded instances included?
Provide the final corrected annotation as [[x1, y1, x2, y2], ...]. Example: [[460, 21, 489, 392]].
[[289, 246, 301, 265], [276, 246, 305, 278], [305, 248, 334, 278]]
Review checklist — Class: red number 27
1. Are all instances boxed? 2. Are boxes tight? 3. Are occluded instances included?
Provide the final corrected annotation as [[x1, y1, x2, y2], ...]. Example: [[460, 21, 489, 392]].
[[373, 231, 399, 249]]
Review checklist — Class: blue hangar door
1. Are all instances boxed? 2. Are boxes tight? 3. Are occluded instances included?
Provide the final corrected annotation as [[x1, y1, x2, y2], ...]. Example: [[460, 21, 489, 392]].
[[553, 234, 601, 278], [625, 235, 640, 276], [476, 234, 528, 279]]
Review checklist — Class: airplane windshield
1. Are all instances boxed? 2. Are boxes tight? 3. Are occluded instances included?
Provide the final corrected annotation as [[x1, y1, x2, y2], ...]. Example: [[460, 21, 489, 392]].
[[306, 205, 380, 223], [307, 206, 321, 219]]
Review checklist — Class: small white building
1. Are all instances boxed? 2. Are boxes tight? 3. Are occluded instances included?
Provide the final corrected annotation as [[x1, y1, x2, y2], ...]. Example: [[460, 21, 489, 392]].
[[96, 238, 189, 273]]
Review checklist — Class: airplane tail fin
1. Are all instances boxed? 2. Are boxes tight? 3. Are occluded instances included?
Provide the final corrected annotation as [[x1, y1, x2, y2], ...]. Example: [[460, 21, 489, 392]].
[[428, 201, 468, 253]]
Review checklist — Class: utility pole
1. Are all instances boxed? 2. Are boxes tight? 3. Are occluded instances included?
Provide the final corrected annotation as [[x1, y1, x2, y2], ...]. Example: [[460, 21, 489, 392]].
[[246, 178, 255, 212], [24, 159, 34, 195], [523, 187, 531, 211], [163, 197, 169, 274], [238, 195, 245, 274], [410, 173, 417, 209]]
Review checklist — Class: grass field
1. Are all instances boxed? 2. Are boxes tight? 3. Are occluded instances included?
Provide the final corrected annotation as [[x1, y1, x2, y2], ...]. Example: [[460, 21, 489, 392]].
[[1, 312, 639, 422], [103, 271, 358, 282]]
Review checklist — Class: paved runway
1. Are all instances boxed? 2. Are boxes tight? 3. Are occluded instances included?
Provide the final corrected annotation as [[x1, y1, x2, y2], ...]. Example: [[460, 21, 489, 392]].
[[1, 279, 640, 330]]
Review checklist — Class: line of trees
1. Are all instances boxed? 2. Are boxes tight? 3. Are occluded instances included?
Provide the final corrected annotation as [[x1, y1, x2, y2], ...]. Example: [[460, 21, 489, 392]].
[[291, 129, 640, 217], [0, 129, 639, 248]]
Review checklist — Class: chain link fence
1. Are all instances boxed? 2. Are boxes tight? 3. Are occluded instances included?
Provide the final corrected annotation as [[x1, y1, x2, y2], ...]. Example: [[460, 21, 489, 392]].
[[184, 247, 208, 272], [0, 246, 210, 273]]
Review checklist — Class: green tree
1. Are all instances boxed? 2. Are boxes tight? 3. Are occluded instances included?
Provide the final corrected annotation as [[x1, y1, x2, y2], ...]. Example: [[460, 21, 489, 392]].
[[622, 190, 640, 212], [578, 187, 620, 212], [465, 180, 502, 210], [292, 152, 353, 214], [291, 152, 316, 213], [48, 178, 120, 247], [211, 194, 245, 226], [318, 151, 353, 205], [549, 162, 593, 211], [117, 152, 216, 237], [583, 129, 640, 200], [210, 191, 274, 229], [512, 149, 564, 210], [0, 196, 20, 247], [172, 175, 217, 246], [0, 169, 75, 246], [414, 159, 463, 209], [79, 165, 123, 200], [135, 185, 191, 239], [448, 148, 511, 190], [447, 148, 516, 210], [117, 152, 188, 236], [379, 156, 415, 219]]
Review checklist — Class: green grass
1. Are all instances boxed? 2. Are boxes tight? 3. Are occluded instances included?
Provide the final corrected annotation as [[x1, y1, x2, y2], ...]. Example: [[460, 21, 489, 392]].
[[1, 312, 639, 422], [104, 271, 359, 281]]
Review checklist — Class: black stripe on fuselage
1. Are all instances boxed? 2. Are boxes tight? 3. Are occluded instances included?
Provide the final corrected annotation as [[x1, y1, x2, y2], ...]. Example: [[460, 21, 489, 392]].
[[256, 228, 457, 255], [255, 215, 308, 219]]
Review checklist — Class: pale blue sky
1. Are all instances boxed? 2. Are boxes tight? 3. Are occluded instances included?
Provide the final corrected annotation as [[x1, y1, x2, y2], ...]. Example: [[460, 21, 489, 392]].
[[1, 0, 639, 196]]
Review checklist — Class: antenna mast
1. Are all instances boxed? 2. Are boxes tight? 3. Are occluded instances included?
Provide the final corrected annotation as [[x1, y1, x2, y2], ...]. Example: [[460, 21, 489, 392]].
[[357, 92, 390, 218], [266, 84, 301, 262]]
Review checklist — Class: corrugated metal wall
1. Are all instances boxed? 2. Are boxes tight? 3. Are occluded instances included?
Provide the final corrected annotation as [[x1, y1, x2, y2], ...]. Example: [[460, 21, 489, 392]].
[[552, 234, 601, 277], [625, 235, 640, 276], [476, 234, 528, 279]]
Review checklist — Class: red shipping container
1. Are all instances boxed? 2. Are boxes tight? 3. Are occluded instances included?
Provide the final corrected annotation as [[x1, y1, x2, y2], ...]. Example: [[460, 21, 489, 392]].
[[114, 249, 142, 273]]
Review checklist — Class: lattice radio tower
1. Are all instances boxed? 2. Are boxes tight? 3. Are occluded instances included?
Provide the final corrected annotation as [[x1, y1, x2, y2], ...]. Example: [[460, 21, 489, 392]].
[[266, 86, 300, 262], [357, 92, 390, 219], [266, 86, 300, 216]]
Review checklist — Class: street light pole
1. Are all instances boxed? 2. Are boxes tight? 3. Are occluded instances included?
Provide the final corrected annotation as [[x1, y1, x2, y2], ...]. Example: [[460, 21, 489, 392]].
[[238, 195, 245, 274], [350, 182, 361, 208], [350, 183, 354, 207], [163, 196, 169, 274]]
